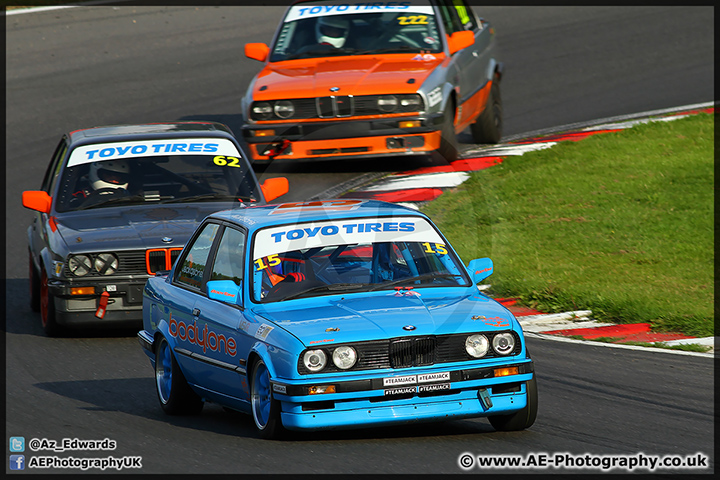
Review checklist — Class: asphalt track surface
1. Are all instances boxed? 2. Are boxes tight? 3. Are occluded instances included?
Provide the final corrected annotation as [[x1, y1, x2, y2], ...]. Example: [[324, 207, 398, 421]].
[[4, 5, 715, 474]]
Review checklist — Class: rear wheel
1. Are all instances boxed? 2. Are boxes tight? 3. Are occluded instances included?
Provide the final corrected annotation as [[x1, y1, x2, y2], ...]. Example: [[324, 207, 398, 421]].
[[155, 336, 204, 415], [437, 102, 459, 163], [40, 267, 62, 337], [471, 78, 502, 144], [251, 360, 284, 439], [488, 375, 538, 431]]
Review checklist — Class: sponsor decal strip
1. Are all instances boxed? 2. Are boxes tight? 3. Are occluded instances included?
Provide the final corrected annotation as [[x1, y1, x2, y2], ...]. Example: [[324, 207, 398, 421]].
[[284, 2, 433, 23], [253, 216, 443, 260], [67, 138, 241, 167]]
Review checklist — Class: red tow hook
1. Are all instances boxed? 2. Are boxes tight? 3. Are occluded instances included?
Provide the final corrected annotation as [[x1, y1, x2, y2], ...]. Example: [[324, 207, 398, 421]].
[[265, 139, 291, 160], [95, 291, 110, 319]]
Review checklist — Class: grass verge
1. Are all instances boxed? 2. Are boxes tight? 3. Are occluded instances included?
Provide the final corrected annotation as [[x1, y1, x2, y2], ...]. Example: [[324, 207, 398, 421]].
[[423, 113, 714, 337]]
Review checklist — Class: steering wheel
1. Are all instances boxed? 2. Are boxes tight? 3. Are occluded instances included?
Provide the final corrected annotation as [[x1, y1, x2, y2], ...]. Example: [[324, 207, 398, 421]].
[[78, 187, 125, 207]]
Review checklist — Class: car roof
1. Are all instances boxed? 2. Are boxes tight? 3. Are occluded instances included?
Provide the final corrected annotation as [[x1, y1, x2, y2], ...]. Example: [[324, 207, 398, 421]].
[[66, 122, 235, 147], [209, 199, 429, 231]]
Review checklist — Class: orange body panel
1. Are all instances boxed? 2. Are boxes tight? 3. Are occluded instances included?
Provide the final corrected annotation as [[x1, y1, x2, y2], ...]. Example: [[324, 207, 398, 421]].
[[252, 54, 446, 100]]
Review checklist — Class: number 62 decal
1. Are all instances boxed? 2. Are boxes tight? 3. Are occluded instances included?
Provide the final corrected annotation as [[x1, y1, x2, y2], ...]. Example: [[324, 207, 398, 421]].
[[213, 155, 242, 168]]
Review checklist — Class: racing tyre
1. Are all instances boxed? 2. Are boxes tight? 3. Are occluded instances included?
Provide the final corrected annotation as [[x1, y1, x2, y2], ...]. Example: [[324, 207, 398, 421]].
[[470, 78, 502, 144], [488, 375, 538, 431], [437, 102, 458, 163], [155, 336, 204, 415], [40, 267, 62, 337], [251, 359, 284, 440], [29, 252, 40, 312]]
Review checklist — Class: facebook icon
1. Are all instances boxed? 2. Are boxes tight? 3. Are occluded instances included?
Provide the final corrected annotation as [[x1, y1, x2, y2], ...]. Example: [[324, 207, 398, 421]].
[[9, 455, 25, 470]]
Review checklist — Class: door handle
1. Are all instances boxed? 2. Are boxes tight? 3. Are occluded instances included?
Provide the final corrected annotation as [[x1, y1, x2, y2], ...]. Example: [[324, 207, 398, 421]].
[[192, 308, 201, 317]]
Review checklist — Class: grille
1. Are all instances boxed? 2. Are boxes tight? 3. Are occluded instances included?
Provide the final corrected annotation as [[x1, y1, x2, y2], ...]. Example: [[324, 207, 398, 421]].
[[297, 331, 522, 374], [389, 337, 435, 368], [250, 95, 425, 121], [146, 248, 183, 274]]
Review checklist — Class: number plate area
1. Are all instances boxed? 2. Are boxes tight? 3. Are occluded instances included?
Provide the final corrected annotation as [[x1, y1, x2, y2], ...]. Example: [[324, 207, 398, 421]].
[[382, 372, 451, 396]]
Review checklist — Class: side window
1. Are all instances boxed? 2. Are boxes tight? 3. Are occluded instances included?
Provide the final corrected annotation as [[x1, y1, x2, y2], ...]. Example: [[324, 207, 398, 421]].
[[437, 2, 463, 35], [41, 139, 68, 193], [176, 223, 220, 290], [210, 227, 246, 286], [452, 0, 478, 31]]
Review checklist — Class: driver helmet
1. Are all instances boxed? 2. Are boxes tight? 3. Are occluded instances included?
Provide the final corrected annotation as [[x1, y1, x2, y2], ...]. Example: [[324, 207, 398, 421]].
[[89, 160, 130, 191], [316, 15, 350, 48]]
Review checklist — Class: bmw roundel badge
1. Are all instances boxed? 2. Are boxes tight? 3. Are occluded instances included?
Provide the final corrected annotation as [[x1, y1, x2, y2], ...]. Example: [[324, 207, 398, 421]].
[[403, 325, 416, 331]]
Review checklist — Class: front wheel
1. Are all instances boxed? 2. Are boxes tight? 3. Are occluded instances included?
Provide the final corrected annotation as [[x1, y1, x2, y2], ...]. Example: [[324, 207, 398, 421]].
[[437, 102, 459, 163], [29, 252, 40, 312], [471, 79, 502, 144], [40, 267, 62, 337], [488, 375, 538, 431], [251, 360, 284, 439], [155, 336, 204, 415]]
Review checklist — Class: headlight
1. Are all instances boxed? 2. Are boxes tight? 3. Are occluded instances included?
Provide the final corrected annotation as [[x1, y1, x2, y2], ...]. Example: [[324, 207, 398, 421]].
[[377, 95, 398, 113], [332, 346, 357, 370], [400, 95, 422, 109], [273, 100, 295, 119], [67, 255, 92, 277], [492, 333, 515, 355], [465, 334, 489, 358], [303, 349, 327, 372], [252, 102, 273, 120], [94, 253, 119, 275]]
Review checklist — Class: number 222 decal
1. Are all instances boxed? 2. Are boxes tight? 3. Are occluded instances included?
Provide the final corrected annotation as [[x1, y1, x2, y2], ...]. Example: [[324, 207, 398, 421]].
[[398, 15, 428, 25]]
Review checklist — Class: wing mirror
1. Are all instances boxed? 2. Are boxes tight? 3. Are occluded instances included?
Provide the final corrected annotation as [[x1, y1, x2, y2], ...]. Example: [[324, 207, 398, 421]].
[[22, 191, 52, 213], [261, 177, 289, 203], [245, 43, 270, 62], [207, 280, 243, 307], [467, 257, 493, 284], [447, 30, 474, 56]]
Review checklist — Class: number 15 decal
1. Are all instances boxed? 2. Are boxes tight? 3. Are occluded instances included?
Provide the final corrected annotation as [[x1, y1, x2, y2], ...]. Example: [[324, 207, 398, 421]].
[[422, 242, 447, 255], [255, 254, 281, 271]]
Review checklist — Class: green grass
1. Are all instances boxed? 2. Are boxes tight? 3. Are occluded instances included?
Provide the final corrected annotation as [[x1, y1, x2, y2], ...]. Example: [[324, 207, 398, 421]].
[[423, 113, 714, 337]]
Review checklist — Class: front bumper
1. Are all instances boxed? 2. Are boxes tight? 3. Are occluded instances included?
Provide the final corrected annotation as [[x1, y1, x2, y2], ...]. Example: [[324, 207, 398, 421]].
[[242, 113, 444, 162], [273, 360, 534, 431], [48, 278, 145, 328]]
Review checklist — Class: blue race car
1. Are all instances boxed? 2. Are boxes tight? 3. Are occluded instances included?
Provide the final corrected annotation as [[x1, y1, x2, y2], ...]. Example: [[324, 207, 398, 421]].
[[138, 199, 536, 438]]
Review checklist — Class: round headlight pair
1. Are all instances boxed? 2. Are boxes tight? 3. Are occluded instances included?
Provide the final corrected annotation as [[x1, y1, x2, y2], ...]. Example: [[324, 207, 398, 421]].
[[252, 101, 295, 120], [303, 346, 357, 372], [465, 333, 516, 358], [67, 253, 118, 276]]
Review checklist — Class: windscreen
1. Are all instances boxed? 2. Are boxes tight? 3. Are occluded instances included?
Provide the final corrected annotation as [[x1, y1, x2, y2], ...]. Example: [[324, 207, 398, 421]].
[[271, 1, 442, 61], [56, 138, 260, 212], [252, 216, 470, 302]]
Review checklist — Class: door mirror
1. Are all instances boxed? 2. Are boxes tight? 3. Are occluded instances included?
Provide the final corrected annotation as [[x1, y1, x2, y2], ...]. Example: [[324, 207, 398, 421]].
[[447, 30, 474, 56], [207, 280, 243, 306], [467, 258, 493, 283], [245, 43, 270, 62], [261, 177, 289, 203], [22, 191, 52, 213]]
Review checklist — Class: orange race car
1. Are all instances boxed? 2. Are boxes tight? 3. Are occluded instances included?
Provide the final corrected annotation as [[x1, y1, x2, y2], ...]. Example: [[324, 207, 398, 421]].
[[241, 0, 503, 164]]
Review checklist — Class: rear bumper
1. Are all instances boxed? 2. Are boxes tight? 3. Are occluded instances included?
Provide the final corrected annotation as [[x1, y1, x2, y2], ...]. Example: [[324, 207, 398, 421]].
[[242, 113, 445, 162]]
